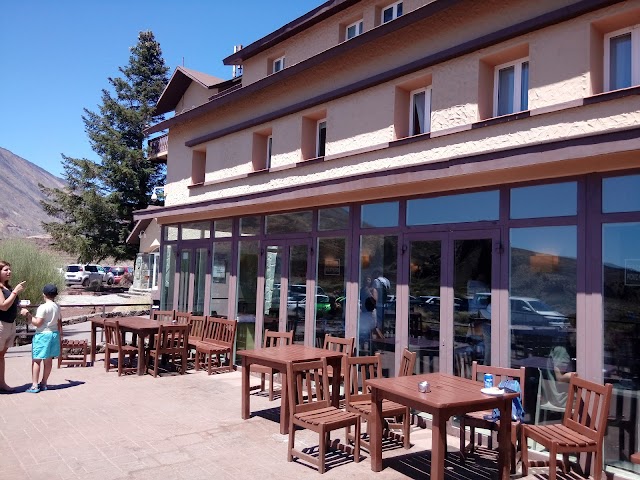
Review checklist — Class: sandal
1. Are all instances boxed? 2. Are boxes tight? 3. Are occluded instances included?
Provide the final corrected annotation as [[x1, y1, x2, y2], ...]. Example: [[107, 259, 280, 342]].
[[39, 384, 48, 391], [26, 386, 40, 394]]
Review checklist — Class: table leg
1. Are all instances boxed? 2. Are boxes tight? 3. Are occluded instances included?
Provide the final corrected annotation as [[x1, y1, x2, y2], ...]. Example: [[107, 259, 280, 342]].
[[242, 357, 250, 420], [279, 371, 289, 435], [90, 322, 97, 365], [430, 411, 447, 480], [137, 333, 146, 375], [370, 387, 384, 472], [497, 397, 511, 480]]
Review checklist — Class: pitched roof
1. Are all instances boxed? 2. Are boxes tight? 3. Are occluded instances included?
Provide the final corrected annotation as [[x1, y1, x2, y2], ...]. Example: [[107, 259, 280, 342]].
[[223, 0, 361, 65], [154, 66, 225, 115]]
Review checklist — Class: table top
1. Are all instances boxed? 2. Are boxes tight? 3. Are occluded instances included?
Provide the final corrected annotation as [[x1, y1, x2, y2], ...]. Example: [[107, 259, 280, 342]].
[[91, 316, 174, 333], [239, 344, 345, 364], [367, 372, 518, 411]]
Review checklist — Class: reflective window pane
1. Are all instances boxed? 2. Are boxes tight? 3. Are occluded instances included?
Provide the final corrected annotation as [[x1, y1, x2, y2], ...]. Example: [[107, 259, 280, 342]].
[[210, 242, 231, 317], [411, 90, 426, 135], [319, 206, 349, 231], [610, 33, 632, 90], [161, 244, 175, 310], [265, 211, 312, 234], [603, 174, 640, 213], [236, 241, 259, 356], [511, 182, 577, 219], [316, 237, 347, 343], [361, 201, 399, 228], [602, 222, 640, 468], [164, 225, 178, 241], [520, 61, 529, 110], [181, 221, 210, 240], [497, 65, 515, 116], [407, 191, 499, 225], [214, 219, 233, 238], [509, 226, 577, 428], [240, 216, 260, 236]]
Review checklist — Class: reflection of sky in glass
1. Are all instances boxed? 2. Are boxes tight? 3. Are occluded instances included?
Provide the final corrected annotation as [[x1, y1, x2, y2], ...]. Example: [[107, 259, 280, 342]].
[[603, 175, 640, 213], [407, 191, 498, 225], [510, 226, 577, 258], [511, 182, 576, 219], [361, 202, 399, 228], [603, 223, 640, 269]]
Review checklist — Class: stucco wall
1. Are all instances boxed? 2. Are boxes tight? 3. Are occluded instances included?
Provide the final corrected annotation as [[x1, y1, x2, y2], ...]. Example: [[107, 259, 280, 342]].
[[175, 82, 214, 115], [163, 0, 640, 208]]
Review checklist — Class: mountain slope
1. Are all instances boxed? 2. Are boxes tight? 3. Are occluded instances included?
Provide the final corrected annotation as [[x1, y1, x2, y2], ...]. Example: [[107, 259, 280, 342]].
[[0, 147, 65, 238]]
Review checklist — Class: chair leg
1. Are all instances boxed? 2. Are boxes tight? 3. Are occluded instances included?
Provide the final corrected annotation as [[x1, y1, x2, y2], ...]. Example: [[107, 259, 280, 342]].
[[153, 354, 159, 377], [594, 451, 603, 480], [182, 350, 187, 374], [287, 424, 295, 462], [319, 428, 327, 474], [268, 372, 274, 401], [105, 349, 110, 372], [521, 427, 529, 476], [549, 444, 557, 480], [354, 419, 361, 463], [459, 418, 466, 462], [469, 426, 476, 453], [118, 351, 123, 376], [260, 373, 266, 392]]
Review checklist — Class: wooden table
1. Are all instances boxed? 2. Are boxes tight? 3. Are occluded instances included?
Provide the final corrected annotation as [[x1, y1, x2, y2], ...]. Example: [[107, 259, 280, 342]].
[[90, 317, 173, 375], [239, 345, 345, 435], [368, 372, 518, 480]]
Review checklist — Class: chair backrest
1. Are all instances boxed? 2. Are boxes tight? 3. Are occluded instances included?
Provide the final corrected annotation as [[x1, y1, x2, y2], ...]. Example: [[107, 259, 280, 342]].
[[174, 312, 191, 324], [399, 348, 417, 377], [287, 358, 331, 415], [345, 354, 382, 405], [323, 334, 355, 355], [188, 315, 208, 340], [156, 324, 190, 353], [263, 329, 294, 348], [471, 361, 526, 398], [152, 310, 175, 322], [104, 321, 123, 348], [203, 317, 237, 347], [562, 375, 613, 444]]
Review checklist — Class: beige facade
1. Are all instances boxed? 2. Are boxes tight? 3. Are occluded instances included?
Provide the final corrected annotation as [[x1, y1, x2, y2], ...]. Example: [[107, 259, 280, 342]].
[[140, 1, 640, 476]]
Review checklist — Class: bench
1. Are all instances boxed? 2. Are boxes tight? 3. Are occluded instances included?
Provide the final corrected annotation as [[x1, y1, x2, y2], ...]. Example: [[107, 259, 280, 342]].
[[194, 316, 237, 374]]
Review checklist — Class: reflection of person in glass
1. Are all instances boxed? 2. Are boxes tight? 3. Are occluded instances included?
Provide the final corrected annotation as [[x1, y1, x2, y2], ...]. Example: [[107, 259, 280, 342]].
[[479, 297, 491, 365], [371, 269, 390, 339], [359, 275, 376, 353], [545, 345, 573, 407]]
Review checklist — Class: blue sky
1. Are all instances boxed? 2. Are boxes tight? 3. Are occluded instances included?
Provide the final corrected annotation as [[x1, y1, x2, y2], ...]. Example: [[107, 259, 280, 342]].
[[0, 0, 320, 177]]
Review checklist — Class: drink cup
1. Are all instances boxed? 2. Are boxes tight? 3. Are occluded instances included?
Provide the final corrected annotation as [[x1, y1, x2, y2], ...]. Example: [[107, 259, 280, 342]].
[[19, 300, 30, 307], [418, 381, 430, 393]]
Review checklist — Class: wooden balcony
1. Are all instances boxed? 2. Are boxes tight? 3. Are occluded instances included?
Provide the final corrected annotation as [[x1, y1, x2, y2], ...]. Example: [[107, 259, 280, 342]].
[[148, 133, 168, 162]]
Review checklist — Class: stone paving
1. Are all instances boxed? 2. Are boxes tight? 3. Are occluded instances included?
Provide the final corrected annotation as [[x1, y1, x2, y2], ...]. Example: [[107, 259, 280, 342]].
[[0, 320, 554, 480]]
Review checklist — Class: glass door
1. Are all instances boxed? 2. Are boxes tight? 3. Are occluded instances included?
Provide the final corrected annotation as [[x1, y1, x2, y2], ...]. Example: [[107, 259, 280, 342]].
[[404, 230, 498, 377], [177, 244, 209, 314], [263, 240, 311, 344]]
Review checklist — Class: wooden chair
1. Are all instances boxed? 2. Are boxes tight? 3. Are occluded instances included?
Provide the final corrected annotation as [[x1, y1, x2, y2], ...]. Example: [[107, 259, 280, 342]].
[[250, 329, 293, 400], [187, 315, 207, 357], [399, 348, 417, 376], [322, 334, 355, 386], [459, 361, 526, 473], [194, 317, 237, 374], [151, 309, 175, 322], [521, 374, 613, 480], [174, 311, 191, 324], [287, 358, 361, 474], [57, 317, 88, 368], [344, 354, 412, 451], [147, 323, 190, 377], [103, 321, 138, 376]]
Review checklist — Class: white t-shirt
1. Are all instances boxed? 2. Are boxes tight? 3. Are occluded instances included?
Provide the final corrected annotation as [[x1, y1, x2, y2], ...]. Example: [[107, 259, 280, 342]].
[[34, 301, 60, 333]]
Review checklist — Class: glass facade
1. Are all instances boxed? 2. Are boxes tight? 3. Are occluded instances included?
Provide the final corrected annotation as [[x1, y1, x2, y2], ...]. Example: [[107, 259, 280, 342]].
[[157, 171, 640, 476]]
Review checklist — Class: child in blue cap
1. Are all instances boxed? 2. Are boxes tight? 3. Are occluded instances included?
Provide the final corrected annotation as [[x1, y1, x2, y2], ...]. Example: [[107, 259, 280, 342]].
[[26, 284, 61, 393]]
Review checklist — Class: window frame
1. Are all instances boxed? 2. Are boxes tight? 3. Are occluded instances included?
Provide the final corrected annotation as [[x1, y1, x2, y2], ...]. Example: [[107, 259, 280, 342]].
[[272, 55, 286, 74], [345, 19, 364, 40], [604, 25, 640, 92], [316, 119, 327, 158], [493, 57, 529, 117], [381, 1, 403, 24], [409, 86, 432, 136]]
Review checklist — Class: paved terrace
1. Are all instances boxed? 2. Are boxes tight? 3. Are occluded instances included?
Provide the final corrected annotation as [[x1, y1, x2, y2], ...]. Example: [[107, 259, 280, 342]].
[[1, 321, 555, 480]]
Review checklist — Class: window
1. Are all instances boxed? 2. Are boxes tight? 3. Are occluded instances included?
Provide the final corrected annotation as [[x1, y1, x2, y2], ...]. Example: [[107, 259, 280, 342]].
[[604, 26, 640, 91], [346, 19, 363, 40], [316, 119, 327, 157], [382, 1, 403, 23], [409, 87, 432, 135], [273, 55, 285, 73], [266, 135, 273, 169], [494, 58, 529, 116]]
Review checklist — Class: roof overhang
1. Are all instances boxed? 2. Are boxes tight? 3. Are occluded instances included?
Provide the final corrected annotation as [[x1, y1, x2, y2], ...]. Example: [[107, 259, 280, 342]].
[[154, 66, 225, 116], [126, 218, 152, 245]]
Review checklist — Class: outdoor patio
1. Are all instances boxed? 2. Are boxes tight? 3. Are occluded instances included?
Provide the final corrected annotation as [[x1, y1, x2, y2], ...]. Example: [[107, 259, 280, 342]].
[[1, 322, 565, 480]]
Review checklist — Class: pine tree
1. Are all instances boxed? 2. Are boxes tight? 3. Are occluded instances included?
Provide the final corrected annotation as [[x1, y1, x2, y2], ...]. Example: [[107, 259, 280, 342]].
[[41, 31, 169, 263]]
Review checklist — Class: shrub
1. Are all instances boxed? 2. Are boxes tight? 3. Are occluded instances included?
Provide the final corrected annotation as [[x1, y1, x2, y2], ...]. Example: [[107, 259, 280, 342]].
[[0, 239, 65, 325]]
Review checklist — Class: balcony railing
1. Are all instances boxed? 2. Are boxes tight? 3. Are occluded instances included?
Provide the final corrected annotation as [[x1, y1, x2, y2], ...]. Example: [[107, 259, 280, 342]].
[[148, 133, 168, 161]]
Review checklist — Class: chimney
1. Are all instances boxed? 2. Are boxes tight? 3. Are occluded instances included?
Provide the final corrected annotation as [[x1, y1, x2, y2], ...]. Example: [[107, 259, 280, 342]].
[[232, 45, 243, 78]]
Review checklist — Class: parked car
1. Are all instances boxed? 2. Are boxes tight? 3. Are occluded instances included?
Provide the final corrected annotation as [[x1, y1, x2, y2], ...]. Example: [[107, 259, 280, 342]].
[[102, 266, 115, 285], [65, 264, 105, 287], [110, 266, 132, 285], [470, 293, 570, 327]]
